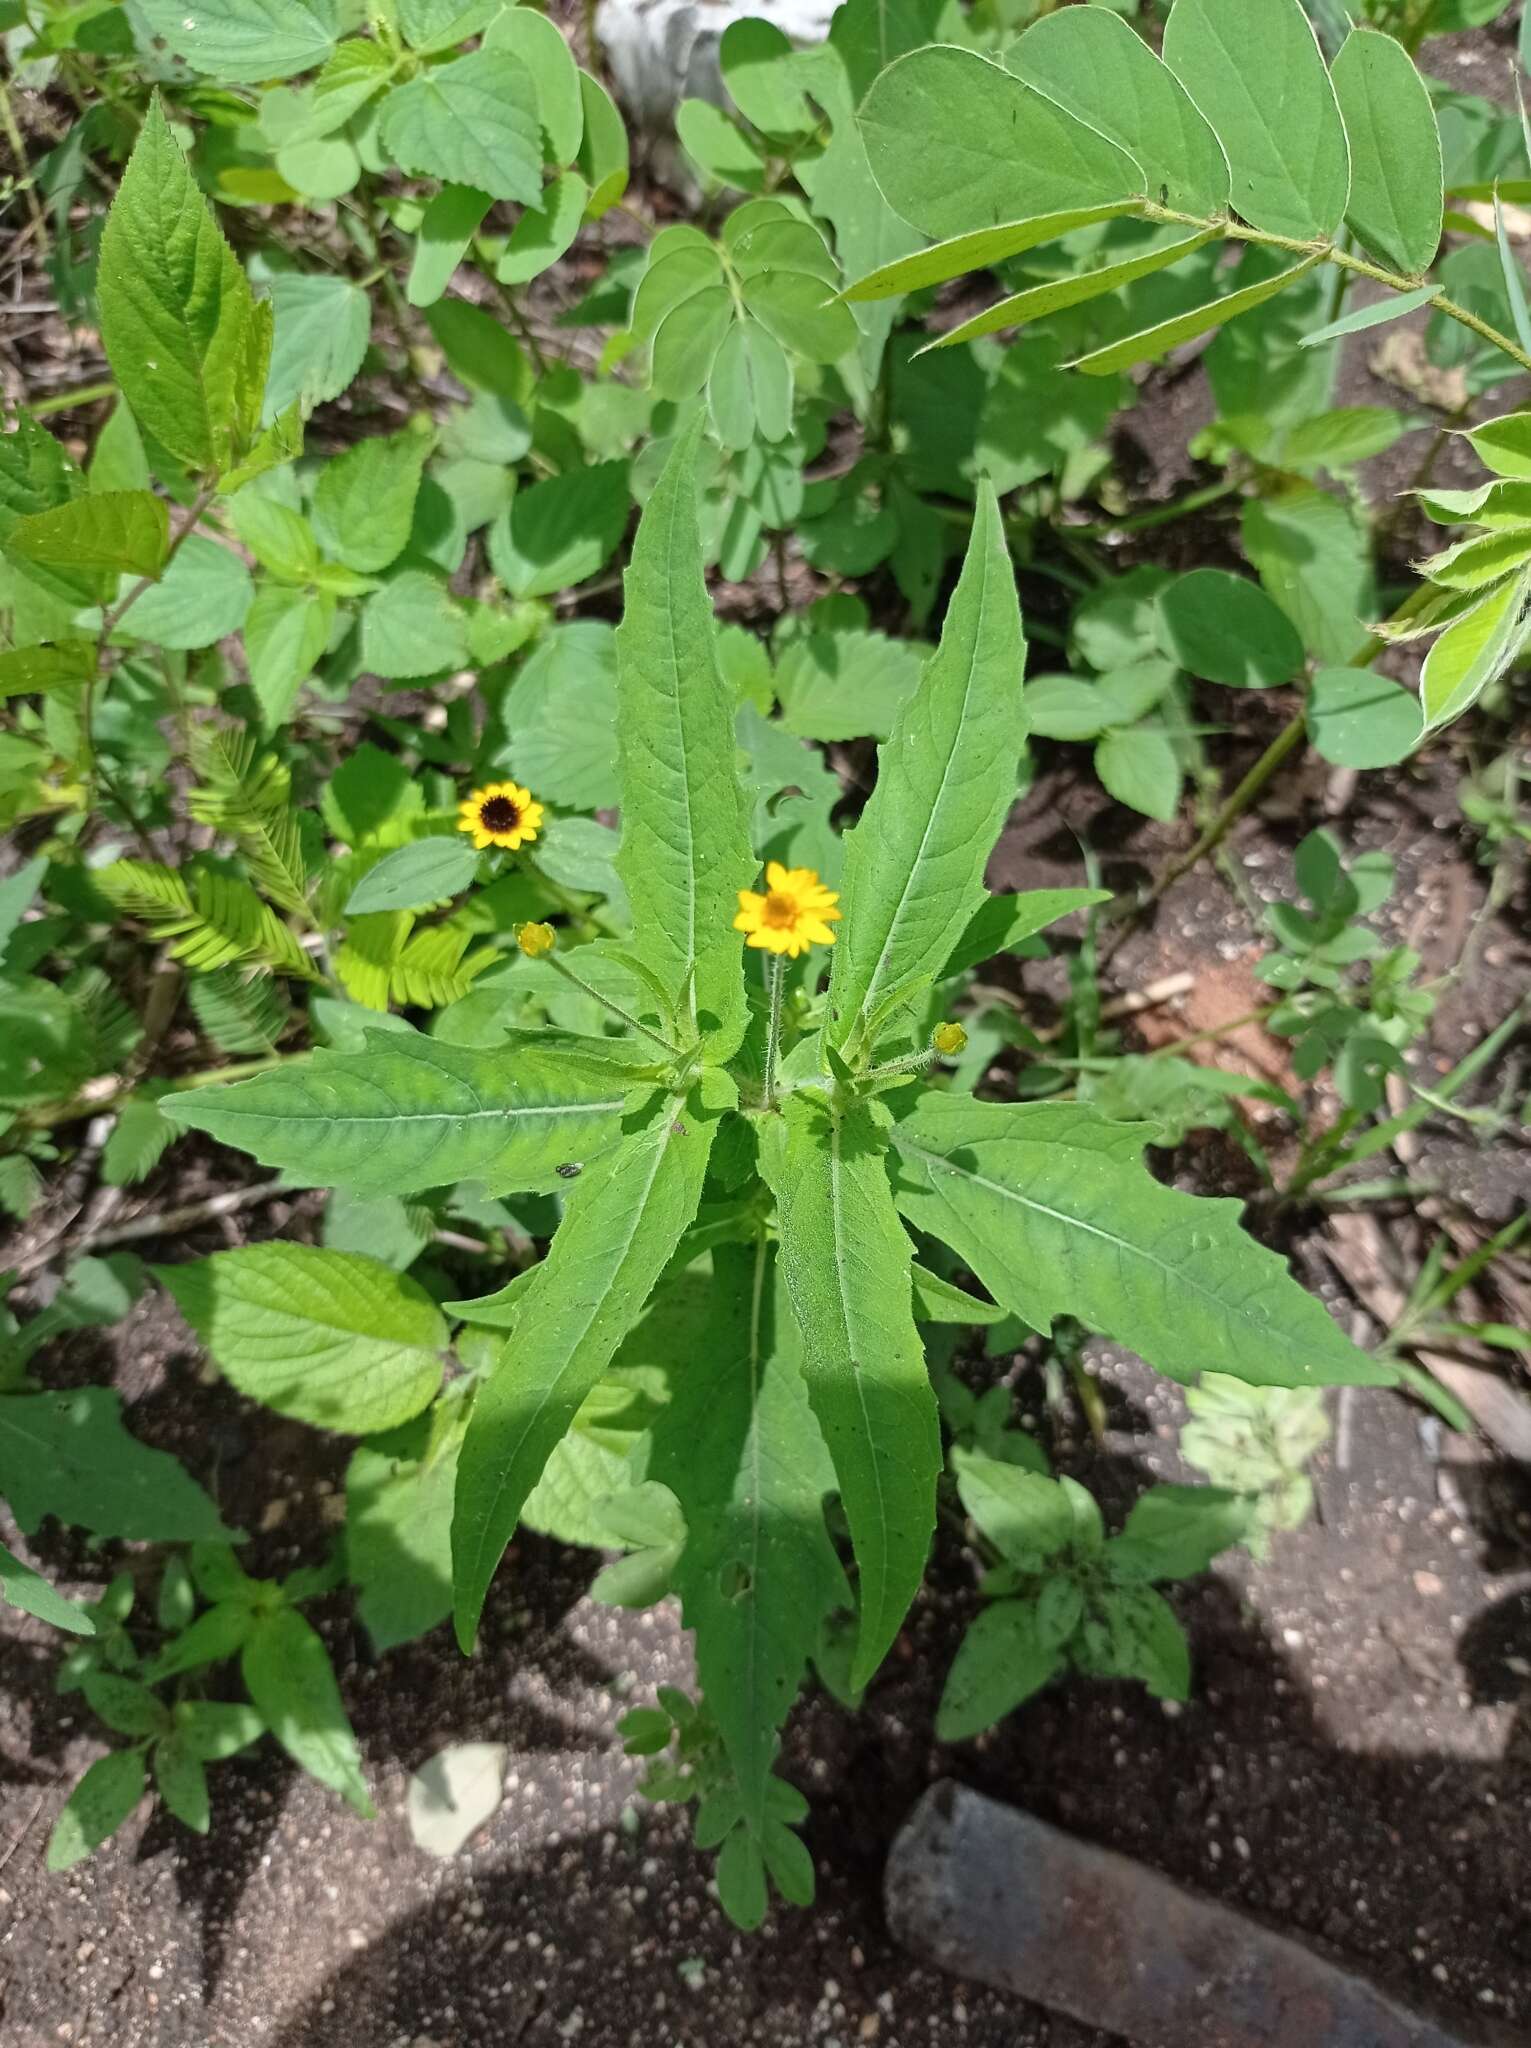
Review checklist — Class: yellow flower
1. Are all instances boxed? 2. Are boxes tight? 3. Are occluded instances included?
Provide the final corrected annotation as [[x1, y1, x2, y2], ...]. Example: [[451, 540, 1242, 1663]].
[[932, 1022, 967, 1057], [733, 861, 842, 960], [517, 921, 556, 958], [457, 780, 544, 852]]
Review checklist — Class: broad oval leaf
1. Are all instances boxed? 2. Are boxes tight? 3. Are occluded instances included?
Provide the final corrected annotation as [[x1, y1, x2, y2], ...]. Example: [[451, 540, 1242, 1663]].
[[892, 1094, 1392, 1388], [1305, 666, 1423, 767], [157, 1244, 446, 1435], [160, 1031, 635, 1196], [135, 0, 338, 82], [1162, 0, 1349, 240], [827, 481, 1026, 1058], [1330, 27, 1443, 278], [345, 838, 480, 915], [858, 45, 1143, 243], [1156, 567, 1305, 687], [380, 50, 544, 205], [1012, 5, 1230, 217]]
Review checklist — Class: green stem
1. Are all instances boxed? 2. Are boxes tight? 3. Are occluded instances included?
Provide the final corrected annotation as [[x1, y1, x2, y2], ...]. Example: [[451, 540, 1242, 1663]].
[[31, 380, 116, 418], [763, 953, 785, 1111], [544, 952, 682, 1058], [1066, 474, 1243, 540]]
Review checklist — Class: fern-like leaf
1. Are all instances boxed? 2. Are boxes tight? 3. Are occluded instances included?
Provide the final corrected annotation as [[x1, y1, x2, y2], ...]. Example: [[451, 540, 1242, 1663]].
[[186, 725, 311, 920], [102, 1095, 178, 1186], [187, 966, 290, 1054], [98, 860, 319, 982]]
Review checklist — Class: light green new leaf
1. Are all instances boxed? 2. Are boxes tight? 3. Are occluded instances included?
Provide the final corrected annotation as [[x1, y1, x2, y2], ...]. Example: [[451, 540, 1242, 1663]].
[[1012, 5, 1229, 217], [649, 1238, 848, 1831], [892, 1095, 1392, 1388], [923, 229, 1214, 354], [46, 1750, 147, 1871], [614, 424, 754, 1049], [242, 582, 332, 733], [97, 100, 266, 475], [157, 1244, 445, 1435], [826, 481, 1025, 1057], [0, 1540, 95, 1635], [1330, 28, 1442, 277], [242, 1606, 374, 1815], [842, 204, 1141, 303], [1162, 0, 1349, 240], [380, 50, 544, 205], [859, 45, 1143, 243], [759, 1092, 939, 1691], [1420, 571, 1531, 732], [108, 534, 252, 650], [452, 1088, 720, 1648], [135, 0, 338, 81], [6, 491, 168, 580], [1462, 411, 1531, 479], [312, 432, 430, 573], [1069, 255, 1321, 375], [1095, 726, 1181, 821], [162, 1031, 635, 1197], [0, 1386, 235, 1540]]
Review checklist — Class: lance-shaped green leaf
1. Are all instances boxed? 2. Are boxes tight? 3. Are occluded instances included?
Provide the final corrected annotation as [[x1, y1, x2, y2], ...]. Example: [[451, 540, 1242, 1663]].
[[1330, 28, 1442, 278], [5, 491, 169, 580], [649, 1238, 847, 1831], [891, 1095, 1391, 1389], [922, 228, 1215, 354], [1420, 570, 1531, 732], [1296, 284, 1438, 349], [162, 1031, 636, 1197], [452, 1086, 722, 1648], [759, 1092, 939, 1690], [858, 45, 1144, 243], [826, 481, 1025, 1058], [614, 422, 754, 1051], [842, 204, 1142, 302], [156, 1244, 445, 1435], [1011, 6, 1230, 217], [1162, 0, 1349, 241], [46, 1750, 147, 1871], [1069, 255, 1321, 375], [96, 99, 267, 476], [241, 1605, 373, 1815], [0, 1540, 95, 1635]]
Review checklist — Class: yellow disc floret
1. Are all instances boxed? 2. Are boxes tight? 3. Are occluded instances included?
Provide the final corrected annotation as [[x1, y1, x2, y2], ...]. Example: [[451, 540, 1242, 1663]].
[[457, 780, 544, 852], [733, 861, 842, 960], [932, 1022, 967, 1056], [517, 921, 557, 958]]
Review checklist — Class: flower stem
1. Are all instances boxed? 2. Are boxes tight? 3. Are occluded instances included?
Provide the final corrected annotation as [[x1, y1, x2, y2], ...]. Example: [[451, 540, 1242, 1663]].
[[543, 953, 682, 1058], [764, 954, 785, 1110]]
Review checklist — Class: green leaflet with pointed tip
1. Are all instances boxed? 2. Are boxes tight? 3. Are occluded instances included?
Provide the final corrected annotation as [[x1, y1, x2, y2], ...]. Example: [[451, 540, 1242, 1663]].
[[858, 45, 1143, 244], [842, 204, 1142, 302], [922, 228, 1215, 353], [46, 1751, 147, 1871], [826, 481, 1025, 1057], [1162, 0, 1349, 241], [1011, 5, 1229, 217], [1069, 254, 1321, 375], [649, 1238, 847, 1833], [242, 1606, 374, 1816], [891, 1095, 1392, 1389], [1330, 28, 1442, 278], [451, 1087, 721, 1648], [0, 1540, 95, 1635], [758, 1092, 939, 1692], [1420, 571, 1531, 733], [96, 99, 267, 476], [614, 423, 754, 1051], [160, 1031, 635, 1197], [1296, 284, 1438, 349]]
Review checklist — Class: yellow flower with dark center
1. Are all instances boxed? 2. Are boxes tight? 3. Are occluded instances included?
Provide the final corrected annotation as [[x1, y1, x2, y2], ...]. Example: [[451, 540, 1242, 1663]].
[[517, 921, 556, 958], [932, 1022, 967, 1056], [458, 780, 543, 852], [734, 861, 841, 959]]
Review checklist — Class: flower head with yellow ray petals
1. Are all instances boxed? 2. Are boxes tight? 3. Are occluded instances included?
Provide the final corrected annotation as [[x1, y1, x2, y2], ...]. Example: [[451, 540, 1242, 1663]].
[[733, 861, 841, 960], [457, 780, 544, 853]]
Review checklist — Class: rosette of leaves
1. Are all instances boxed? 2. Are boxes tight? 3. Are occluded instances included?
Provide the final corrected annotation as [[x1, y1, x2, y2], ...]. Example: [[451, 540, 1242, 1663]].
[[165, 425, 1391, 1924], [630, 200, 858, 453], [840, 0, 1531, 395]]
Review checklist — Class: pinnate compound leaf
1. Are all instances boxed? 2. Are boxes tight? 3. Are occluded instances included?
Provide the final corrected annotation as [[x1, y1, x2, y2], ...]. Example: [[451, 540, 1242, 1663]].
[[97, 100, 265, 476], [0, 1387, 235, 1541], [135, 0, 338, 81], [157, 1244, 445, 1435], [827, 481, 1026, 1057], [759, 1093, 939, 1691], [452, 1089, 721, 1649], [241, 1606, 374, 1815], [892, 1095, 1391, 1389], [858, 46, 1142, 244], [1011, 5, 1230, 217], [1161, 0, 1349, 240], [381, 50, 543, 205], [0, 1540, 95, 1635], [1296, 285, 1439, 350], [1330, 28, 1442, 278], [615, 424, 754, 1050], [46, 1750, 147, 1871], [161, 1032, 634, 1198], [649, 1240, 847, 1831]]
